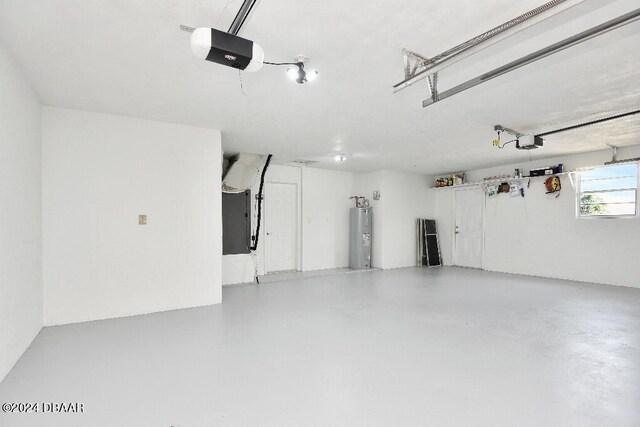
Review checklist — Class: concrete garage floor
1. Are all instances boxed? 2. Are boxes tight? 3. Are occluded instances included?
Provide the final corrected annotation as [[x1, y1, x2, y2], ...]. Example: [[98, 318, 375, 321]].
[[1, 267, 639, 426], [258, 267, 379, 284]]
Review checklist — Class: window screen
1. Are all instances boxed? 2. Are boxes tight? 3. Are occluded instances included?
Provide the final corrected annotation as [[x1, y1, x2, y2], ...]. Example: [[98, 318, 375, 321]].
[[578, 163, 638, 217]]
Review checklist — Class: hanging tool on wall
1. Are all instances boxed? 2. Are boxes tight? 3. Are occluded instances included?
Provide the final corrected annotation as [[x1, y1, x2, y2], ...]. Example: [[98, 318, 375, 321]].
[[544, 176, 561, 198]]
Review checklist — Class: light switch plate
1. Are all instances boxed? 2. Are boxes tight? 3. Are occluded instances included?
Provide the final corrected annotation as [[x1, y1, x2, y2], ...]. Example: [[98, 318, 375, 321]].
[[138, 215, 147, 225]]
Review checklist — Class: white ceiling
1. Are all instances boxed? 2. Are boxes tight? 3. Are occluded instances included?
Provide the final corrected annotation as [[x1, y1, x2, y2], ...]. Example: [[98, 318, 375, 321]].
[[1, 0, 639, 174], [540, 113, 640, 151]]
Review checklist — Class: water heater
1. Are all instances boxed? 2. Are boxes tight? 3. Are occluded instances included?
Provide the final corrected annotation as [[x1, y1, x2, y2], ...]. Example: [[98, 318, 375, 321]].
[[349, 207, 372, 269]]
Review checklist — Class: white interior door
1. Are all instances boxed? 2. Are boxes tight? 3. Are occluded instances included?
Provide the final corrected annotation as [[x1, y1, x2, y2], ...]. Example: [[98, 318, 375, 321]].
[[264, 182, 297, 273], [454, 188, 483, 269]]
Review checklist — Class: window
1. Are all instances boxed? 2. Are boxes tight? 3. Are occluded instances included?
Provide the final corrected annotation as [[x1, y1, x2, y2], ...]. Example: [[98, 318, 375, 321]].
[[578, 163, 639, 217]]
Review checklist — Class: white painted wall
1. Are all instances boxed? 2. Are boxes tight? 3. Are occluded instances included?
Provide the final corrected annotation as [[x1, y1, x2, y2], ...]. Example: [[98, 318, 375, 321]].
[[353, 170, 434, 269], [222, 164, 356, 284], [378, 170, 434, 269], [42, 107, 222, 325], [222, 166, 434, 282], [0, 44, 42, 382], [301, 167, 354, 271], [433, 145, 640, 288]]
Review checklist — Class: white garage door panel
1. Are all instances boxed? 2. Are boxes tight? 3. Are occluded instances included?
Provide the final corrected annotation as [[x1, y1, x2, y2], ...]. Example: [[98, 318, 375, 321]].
[[455, 188, 483, 269], [265, 182, 297, 273]]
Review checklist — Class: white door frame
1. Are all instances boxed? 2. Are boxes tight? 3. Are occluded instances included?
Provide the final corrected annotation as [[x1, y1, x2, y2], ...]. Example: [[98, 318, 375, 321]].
[[263, 181, 300, 274], [453, 186, 485, 269]]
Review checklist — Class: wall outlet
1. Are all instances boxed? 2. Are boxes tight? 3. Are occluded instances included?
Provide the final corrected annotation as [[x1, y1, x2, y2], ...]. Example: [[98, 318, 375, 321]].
[[138, 214, 147, 225]]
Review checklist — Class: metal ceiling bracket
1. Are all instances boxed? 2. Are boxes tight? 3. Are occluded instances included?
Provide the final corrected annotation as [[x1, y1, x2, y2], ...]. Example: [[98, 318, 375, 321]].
[[427, 73, 438, 103], [228, 0, 259, 36], [608, 144, 619, 163], [182, 0, 259, 36], [403, 53, 411, 80], [422, 8, 640, 108], [494, 125, 523, 139], [402, 50, 432, 80], [393, 0, 586, 93], [567, 171, 577, 191]]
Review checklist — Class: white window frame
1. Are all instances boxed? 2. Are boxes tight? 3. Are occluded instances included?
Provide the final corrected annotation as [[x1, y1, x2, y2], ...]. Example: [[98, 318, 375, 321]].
[[577, 161, 639, 219]]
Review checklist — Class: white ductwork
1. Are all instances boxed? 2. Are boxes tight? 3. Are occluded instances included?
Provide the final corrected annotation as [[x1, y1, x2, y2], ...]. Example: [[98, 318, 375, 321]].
[[222, 153, 266, 193]]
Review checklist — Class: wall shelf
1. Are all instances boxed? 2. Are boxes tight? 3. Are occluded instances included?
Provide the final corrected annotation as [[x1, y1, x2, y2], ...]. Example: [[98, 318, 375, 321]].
[[432, 171, 577, 191]]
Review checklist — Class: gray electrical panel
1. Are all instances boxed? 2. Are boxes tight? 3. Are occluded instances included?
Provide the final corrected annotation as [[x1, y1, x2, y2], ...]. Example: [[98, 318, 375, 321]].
[[222, 190, 251, 255], [349, 207, 372, 269]]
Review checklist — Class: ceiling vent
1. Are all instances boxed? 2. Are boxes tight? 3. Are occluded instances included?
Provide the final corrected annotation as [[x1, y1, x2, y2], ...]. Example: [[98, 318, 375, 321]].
[[289, 160, 319, 166]]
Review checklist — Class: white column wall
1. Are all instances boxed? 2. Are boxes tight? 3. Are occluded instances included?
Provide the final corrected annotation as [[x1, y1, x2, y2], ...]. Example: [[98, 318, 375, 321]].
[[42, 107, 223, 325], [0, 44, 42, 382]]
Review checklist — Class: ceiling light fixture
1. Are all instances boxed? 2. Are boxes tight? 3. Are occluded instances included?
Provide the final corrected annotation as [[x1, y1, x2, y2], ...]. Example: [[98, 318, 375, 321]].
[[306, 70, 318, 82], [266, 54, 318, 84], [285, 63, 310, 84], [287, 67, 300, 80]]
